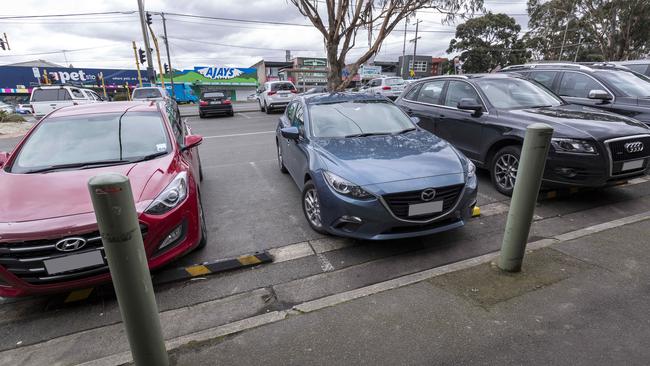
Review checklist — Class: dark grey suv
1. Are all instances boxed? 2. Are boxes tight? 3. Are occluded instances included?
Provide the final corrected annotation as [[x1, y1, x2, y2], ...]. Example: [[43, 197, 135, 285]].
[[500, 63, 650, 125], [396, 73, 650, 195]]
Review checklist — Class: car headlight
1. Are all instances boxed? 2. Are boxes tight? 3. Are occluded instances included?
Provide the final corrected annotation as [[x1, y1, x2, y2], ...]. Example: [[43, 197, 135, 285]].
[[323, 171, 372, 199], [466, 160, 476, 178], [551, 138, 598, 154], [145, 172, 188, 215]]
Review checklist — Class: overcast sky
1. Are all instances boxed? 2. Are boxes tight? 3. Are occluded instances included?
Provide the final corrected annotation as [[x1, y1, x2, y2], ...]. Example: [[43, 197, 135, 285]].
[[0, 0, 528, 71]]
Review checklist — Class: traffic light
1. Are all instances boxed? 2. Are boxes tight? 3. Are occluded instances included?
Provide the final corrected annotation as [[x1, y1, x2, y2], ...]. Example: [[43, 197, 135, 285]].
[[146, 12, 152, 25], [138, 48, 146, 64], [164, 63, 170, 74]]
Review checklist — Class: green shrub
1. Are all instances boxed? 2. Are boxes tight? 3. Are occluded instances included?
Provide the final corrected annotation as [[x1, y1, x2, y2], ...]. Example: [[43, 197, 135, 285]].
[[0, 111, 25, 123]]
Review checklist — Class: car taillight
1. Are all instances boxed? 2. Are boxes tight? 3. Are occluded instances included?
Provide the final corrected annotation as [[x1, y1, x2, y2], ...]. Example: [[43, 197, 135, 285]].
[[382, 86, 392, 90], [268, 91, 277, 96], [291, 89, 298, 93], [224, 99, 232, 105], [199, 100, 208, 106]]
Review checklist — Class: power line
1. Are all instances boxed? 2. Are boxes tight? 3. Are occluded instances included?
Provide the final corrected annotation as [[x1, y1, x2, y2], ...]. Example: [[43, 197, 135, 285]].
[[0, 11, 136, 19], [167, 37, 320, 52], [162, 12, 313, 28]]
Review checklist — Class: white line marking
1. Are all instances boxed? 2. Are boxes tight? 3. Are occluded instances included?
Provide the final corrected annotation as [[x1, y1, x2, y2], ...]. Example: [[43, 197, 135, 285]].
[[203, 131, 275, 139], [237, 112, 252, 119], [268, 242, 315, 263], [316, 253, 335, 272]]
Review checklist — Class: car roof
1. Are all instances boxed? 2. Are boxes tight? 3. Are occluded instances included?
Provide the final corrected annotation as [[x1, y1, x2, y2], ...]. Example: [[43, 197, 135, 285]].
[[501, 62, 632, 73], [609, 60, 650, 65], [414, 73, 518, 83], [302, 92, 389, 105], [47, 101, 162, 118]]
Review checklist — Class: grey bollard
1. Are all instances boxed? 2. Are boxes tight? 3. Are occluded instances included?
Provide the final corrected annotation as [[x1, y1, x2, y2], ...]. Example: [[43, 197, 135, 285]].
[[498, 123, 553, 272], [88, 173, 169, 366]]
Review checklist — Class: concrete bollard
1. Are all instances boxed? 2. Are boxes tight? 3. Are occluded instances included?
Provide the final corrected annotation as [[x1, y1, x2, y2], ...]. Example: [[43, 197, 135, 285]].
[[88, 173, 169, 366], [498, 123, 554, 272]]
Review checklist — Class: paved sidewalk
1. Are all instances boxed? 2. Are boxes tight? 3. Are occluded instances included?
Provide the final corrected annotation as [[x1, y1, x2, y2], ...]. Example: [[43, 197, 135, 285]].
[[167, 219, 650, 366]]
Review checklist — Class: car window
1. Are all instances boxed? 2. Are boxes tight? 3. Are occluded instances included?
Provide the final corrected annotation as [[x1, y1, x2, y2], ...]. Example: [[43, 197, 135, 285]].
[[202, 92, 225, 98], [293, 104, 304, 129], [166, 103, 184, 146], [133, 88, 163, 99], [92, 92, 103, 101], [595, 69, 650, 98], [416, 81, 445, 104], [31, 89, 62, 102], [475, 78, 563, 109], [444, 81, 480, 108], [310, 101, 414, 138], [385, 78, 405, 86], [70, 88, 85, 99], [558, 72, 604, 98], [403, 83, 422, 100], [528, 71, 558, 90], [286, 102, 298, 121], [271, 83, 295, 91], [11, 112, 170, 173], [623, 64, 649, 74]]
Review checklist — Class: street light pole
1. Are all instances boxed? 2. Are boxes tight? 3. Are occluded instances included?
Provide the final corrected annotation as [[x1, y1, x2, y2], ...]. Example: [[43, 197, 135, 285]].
[[408, 19, 422, 78], [161, 12, 175, 96], [402, 19, 408, 78], [137, 0, 155, 82]]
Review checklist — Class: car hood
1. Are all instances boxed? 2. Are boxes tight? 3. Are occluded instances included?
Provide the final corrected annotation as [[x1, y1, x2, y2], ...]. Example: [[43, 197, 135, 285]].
[[312, 131, 465, 186], [502, 104, 650, 140], [0, 157, 171, 223]]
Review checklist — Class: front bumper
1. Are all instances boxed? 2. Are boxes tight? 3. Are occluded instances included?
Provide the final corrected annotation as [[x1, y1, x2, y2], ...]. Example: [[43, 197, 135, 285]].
[[314, 172, 478, 240], [0, 192, 202, 297]]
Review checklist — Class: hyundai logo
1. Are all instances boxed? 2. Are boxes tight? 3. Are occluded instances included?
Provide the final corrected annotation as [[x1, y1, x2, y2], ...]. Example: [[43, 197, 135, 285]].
[[55, 237, 87, 252], [421, 188, 437, 202], [624, 141, 644, 153]]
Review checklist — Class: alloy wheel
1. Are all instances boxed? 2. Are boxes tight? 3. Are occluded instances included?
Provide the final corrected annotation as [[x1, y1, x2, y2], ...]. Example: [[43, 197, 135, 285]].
[[304, 188, 322, 228], [494, 153, 519, 191]]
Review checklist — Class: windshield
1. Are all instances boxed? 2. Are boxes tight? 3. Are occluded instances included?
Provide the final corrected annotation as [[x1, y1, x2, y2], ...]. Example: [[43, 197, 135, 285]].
[[132, 88, 163, 99], [271, 83, 295, 91], [11, 112, 170, 173], [202, 92, 225, 98], [385, 78, 405, 86], [596, 69, 650, 98], [476, 78, 563, 109], [310, 101, 414, 138]]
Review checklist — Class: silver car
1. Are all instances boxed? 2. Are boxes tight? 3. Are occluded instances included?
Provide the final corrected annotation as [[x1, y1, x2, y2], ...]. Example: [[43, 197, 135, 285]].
[[361, 77, 407, 100]]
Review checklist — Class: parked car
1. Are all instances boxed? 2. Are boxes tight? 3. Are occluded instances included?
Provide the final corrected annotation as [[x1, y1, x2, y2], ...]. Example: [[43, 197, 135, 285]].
[[301, 86, 328, 95], [258, 81, 298, 113], [500, 63, 650, 125], [131, 86, 171, 102], [360, 77, 407, 100], [15, 103, 32, 114], [30, 86, 101, 119], [0, 101, 15, 114], [198, 91, 234, 118], [275, 93, 477, 240], [610, 60, 650, 77], [0, 101, 206, 297], [396, 74, 650, 195]]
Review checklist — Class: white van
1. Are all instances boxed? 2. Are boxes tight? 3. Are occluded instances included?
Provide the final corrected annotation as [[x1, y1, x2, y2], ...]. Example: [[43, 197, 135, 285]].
[[30, 86, 104, 119]]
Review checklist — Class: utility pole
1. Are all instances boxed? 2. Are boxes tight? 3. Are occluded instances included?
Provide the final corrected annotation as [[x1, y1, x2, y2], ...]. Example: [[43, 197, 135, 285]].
[[147, 21, 166, 89], [161, 13, 175, 96], [137, 0, 155, 82], [409, 19, 422, 77], [132, 41, 143, 87], [402, 19, 408, 78]]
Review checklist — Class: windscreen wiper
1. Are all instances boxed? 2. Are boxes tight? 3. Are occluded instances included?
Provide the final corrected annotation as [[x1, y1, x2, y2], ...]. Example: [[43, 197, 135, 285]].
[[394, 128, 416, 135], [130, 151, 168, 163], [344, 132, 392, 138], [25, 159, 131, 174]]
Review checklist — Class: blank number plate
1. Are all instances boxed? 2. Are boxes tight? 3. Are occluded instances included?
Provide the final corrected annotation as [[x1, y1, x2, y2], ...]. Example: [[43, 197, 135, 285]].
[[43, 250, 104, 275], [408, 200, 443, 216], [622, 159, 644, 171], [210, 101, 221, 104]]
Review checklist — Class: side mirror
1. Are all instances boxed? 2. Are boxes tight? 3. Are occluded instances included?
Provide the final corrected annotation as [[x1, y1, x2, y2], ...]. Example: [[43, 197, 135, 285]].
[[281, 126, 300, 140], [588, 89, 613, 101], [457, 98, 483, 116], [410, 116, 421, 125], [183, 135, 203, 150], [0, 151, 9, 168]]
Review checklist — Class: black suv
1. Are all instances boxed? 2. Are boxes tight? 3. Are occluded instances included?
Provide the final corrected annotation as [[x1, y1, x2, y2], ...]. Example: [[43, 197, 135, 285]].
[[396, 74, 650, 195], [500, 63, 650, 125]]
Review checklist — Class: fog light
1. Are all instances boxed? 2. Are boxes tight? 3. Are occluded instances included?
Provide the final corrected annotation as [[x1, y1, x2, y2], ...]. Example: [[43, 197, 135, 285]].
[[158, 224, 183, 250], [340, 215, 362, 223], [555, 167, 577, 178]]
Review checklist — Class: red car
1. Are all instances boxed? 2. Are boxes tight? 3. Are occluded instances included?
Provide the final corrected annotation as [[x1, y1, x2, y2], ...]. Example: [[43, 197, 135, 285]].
[[0, 101, 207, 297]]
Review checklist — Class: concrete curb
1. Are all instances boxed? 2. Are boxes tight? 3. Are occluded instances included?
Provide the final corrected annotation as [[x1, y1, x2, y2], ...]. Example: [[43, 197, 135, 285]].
[[70, 210, 650, 365]]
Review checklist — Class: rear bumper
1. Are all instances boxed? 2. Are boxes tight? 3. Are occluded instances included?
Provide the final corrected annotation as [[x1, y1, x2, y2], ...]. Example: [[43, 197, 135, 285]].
[[199, 105, 233, 115]]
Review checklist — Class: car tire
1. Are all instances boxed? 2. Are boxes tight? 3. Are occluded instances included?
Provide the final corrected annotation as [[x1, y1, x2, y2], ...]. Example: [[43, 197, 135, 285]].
[[491, 145, 522, 197], [228, 110, 234, 117], [199, 112, 205, 119], [302, 181, 328, 234], [259, 100, 266, 112], [265, 102, 271, 114], [195, 193, 208, 250], [277, 141, 288, 174]]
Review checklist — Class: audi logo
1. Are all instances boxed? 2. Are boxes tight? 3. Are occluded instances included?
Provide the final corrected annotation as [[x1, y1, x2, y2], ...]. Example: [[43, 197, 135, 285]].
[[55, 237, 87, 252], [421, 188, 437, 202], [624, 141, 644, 153]]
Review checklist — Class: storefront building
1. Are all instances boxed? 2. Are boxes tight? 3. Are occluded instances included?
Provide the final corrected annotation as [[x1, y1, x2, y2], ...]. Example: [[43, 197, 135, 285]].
[[159, 66, 258, 101]]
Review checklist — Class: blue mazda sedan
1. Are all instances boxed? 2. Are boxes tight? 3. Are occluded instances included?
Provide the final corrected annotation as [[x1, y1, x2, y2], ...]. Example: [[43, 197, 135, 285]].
[[276, 93, 478, 240]]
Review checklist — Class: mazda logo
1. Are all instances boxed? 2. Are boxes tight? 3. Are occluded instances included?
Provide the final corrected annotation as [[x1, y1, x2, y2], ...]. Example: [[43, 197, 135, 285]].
[[624, 141, 644, 153], [55, 237, 87, 252], [421, 188, 437, 202]]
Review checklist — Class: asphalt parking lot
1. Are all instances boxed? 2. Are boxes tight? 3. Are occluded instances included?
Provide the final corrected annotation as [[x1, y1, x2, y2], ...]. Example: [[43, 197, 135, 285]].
[[3, 108, 650, 363]]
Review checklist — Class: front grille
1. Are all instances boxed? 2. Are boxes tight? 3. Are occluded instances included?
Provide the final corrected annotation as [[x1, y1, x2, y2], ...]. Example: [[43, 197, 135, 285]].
[[0, 224, 148, 284], [382, 184, 464, 221], [608, 136, 650, 162]]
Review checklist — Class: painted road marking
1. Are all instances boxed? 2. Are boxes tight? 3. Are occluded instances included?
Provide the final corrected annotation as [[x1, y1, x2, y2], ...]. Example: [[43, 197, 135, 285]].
[[237, 112, 252, 119], [316, 253, 335, 272], [268, 242, 315, 263], [203, 131, 275, 139]]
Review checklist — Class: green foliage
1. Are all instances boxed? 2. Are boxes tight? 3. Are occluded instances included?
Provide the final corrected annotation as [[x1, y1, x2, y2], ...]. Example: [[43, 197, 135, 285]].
[[447, 12, 530, 73], [113, 93, 130, 101], [526, 0, 650, 61], [0, 111, 25, 123]]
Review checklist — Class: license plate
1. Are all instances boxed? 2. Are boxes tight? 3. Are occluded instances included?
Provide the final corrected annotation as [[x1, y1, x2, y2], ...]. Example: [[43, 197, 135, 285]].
[[622, 159, 644, 171], [408, 200, 443, 216], [279, 93, 289, 97], [210, 101, 221, 105], [43, 250, 104, 275]]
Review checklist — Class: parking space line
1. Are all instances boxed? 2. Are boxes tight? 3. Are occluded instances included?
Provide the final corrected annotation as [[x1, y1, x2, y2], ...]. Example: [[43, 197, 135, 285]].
[[268, 242, 315, 263], [203, 131, 275, 139], [237, 112, 252, 119]]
